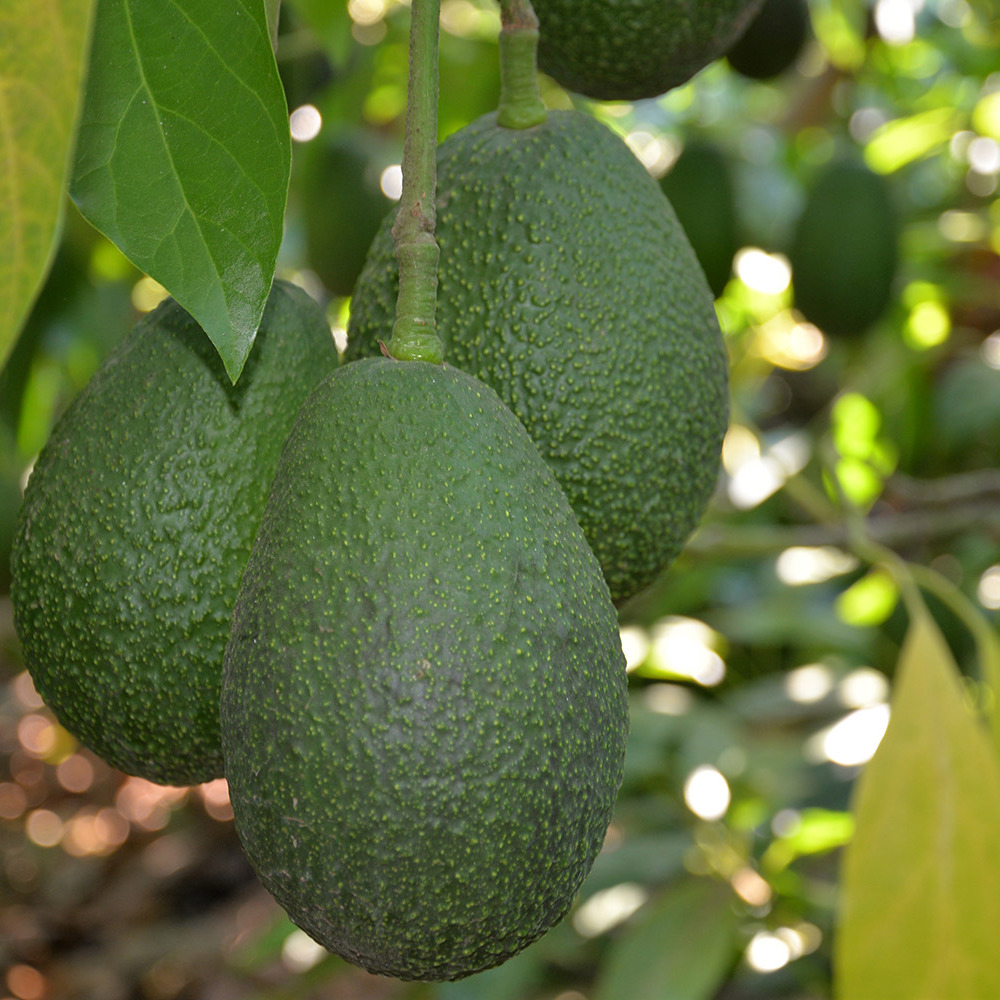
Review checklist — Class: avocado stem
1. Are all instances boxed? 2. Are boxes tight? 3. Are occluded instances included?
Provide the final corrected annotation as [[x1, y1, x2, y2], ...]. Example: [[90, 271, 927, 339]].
[[498, 0, 547, 129], [387, 0, 445, 364]]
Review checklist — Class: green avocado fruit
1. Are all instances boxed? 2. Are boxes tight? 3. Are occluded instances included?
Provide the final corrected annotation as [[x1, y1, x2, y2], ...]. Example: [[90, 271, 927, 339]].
[[221, 356, 629, 981], [726, 0, 811, 81], [531, 0, 767, 100], [10, 281, 339, 786], [346, 111, 729, 602], [790, 160, 898, 337], [659, 141, 740, 298]]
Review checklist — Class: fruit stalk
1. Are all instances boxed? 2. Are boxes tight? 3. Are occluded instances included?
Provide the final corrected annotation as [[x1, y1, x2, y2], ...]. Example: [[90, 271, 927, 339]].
[[498, 0, 547, 129], [387, 0, 445, 363]]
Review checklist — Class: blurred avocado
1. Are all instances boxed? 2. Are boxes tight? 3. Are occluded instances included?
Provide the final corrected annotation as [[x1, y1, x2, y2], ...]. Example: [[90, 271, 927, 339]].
[[659, 142, 739, 297], [726, 0, 811, 80], [790, 159, 899, 337], [293, 130, 397, 298]]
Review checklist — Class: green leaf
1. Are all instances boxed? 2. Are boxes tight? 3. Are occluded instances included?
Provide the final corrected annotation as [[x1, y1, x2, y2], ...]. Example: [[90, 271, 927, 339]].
[[0, 0, 95, 372], [70, 0, 290, 382], [836, 608, 1000, 1000], [594, 878, 739, 1000]]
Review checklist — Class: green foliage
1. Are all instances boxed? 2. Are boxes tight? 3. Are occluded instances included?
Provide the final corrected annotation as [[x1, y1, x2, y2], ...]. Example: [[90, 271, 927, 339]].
[[221, 357, 628, 981], [70, 0, 291, 382], [347, 109, 728, 602], [10, 282, 337, 785], [0, 0, 94, 370]]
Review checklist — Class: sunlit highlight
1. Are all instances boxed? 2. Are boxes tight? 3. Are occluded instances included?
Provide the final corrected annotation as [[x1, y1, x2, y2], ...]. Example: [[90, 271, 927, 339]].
[[626, 130, 677, 175], [757, 314, 828, 371], [807, 705, 891, 766], [726, 432, 810, 510], [684, 765, 731, 821], [874, 0, 919, 44], [26, 808, 64, 847], [838, 667, 890, 709], [978, 564, 1000, 609], [736, 248, 792, 295], [380, 164, 403, 200], [905, 300, 951, 348], [282, 929, 328, 972], [289, 104, 322, 143], [746, 930, 792, 972], [981, 331, 1000, 369], [56, 754, 95, 793], [619, 625, 650, 672], [6, 964, 47, 1000], [644, 682, 695, 716], [937, 209, 987, 242], [199, 778, 234, 821], [784, 663, 835, 704], [116, 778, 188, 831], [131, 276, 170, 313], [968, 136, 1000, 175], [731, 866, 773, 906], [775, 546, 858, 586], [649, 618, 726, 687], [348, 0, 389, 25], [572, 883, 648, 937]]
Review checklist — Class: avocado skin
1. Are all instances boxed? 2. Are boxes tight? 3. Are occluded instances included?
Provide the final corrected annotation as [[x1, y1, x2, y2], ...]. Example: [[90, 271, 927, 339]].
[[10, 281, 338, 786], [347, 111, 729, 602], [790, 160, 898, 337], [725, 0, 810, 80], [659, 141, 739, 297], [221, 357, 628, 981], [531, 0, 766, 100]]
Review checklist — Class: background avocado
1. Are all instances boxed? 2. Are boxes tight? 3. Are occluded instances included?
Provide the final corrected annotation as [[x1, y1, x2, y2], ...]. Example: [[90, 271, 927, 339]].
[[221, 357, 628, 981], [347, 111, 729, 603], [725, 0, 811, 81], [790, 160, 899, 337], [10, 281, 338, 786], [659, 141, 740, 297], [292, 129, 397, 297], [531, 0, 767, 100]]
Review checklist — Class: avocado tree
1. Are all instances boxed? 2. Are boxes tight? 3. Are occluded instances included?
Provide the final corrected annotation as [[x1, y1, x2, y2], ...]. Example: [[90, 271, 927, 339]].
[[2, 0, 1000, 998]]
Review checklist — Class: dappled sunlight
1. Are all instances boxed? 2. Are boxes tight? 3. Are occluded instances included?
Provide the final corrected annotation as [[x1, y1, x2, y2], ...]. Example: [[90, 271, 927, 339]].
[[807, 705, 891, 767], [683, 766, 731, 821], [289, 104, 322, 142], [572, 883, 648, 938]]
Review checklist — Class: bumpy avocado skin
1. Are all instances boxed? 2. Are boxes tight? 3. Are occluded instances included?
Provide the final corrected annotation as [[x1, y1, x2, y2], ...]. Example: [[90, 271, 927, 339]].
[[10, 281, 338, 786], [221, 358, 629, 981], [347, 112, 729, 602], [531, 0, 766, 100], [790, 161, 898, 337]]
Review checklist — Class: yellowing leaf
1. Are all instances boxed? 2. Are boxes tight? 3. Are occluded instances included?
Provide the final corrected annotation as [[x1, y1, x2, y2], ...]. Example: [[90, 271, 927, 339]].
[[0, 0, 95, 371], [836, 609, 1000, 1000]]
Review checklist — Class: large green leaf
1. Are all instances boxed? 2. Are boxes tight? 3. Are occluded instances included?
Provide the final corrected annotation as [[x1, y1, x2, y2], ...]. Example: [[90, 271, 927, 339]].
[[0, 0, 95, 372], [593, 878, 739, 1000], [836, 608, 1000, 1000], [70, 0, 290, 382]]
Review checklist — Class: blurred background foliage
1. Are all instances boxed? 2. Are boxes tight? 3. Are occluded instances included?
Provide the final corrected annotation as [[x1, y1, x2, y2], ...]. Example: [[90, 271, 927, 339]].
[[2, 0, 1000, 997]]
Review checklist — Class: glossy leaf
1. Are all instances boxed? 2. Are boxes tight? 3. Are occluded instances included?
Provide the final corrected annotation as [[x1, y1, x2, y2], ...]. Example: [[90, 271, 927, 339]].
[[70, 0, 290, 382], [836, 608, 1000, 1000], [594, 878, 739, 1000], [0, 0, 94, 372]]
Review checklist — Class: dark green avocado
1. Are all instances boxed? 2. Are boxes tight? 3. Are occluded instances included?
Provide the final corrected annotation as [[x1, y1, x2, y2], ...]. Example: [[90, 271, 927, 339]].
[[531, 0, 767, 100], [221, 357, 629, 981], [790, 160, 899, 337], [726, 0, 811, 81], [10, 281, 338, 785], [659, 141, 740, 297], [347, 111, 729, 602]]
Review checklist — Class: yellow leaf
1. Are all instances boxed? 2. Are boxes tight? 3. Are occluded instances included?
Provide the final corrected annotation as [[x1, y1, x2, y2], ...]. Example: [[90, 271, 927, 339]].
[[836, 609, 1000, 1000]]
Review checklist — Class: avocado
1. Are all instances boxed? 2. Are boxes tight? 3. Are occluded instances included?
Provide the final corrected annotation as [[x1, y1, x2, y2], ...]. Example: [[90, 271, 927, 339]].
[[294, 129, 396, 297], [346, 111, 729, 602], [530, 0, 767, 100], [10, 281, 338, 785], [221, 356, 628, 981], [659, 141, 740, 297], [726, 0, 811, 81], [790, 160, 898, 337]]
